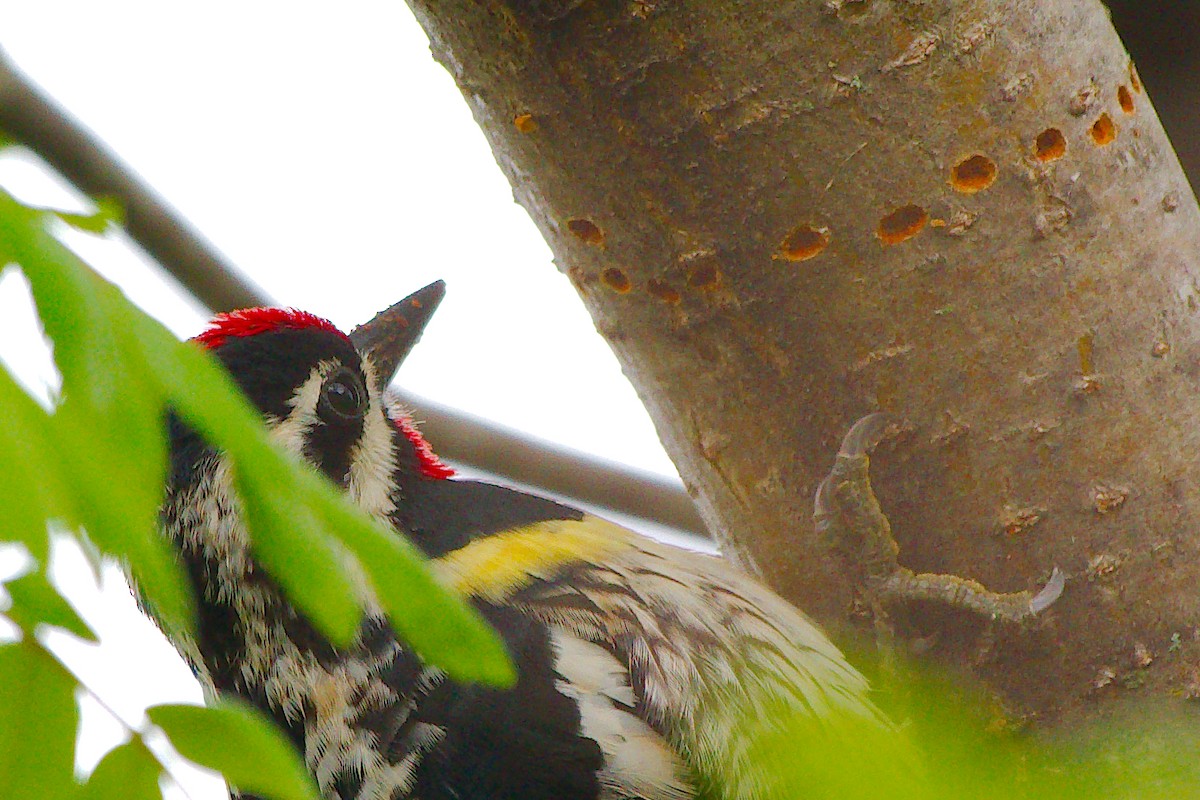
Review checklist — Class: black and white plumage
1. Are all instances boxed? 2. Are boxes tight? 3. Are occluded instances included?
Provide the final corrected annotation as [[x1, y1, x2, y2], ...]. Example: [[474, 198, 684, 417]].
[[157, 282, 892, 800]]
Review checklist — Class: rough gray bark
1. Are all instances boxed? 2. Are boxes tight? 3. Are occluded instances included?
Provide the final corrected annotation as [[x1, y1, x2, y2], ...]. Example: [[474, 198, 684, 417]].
[[404, 0, 1200, 725]]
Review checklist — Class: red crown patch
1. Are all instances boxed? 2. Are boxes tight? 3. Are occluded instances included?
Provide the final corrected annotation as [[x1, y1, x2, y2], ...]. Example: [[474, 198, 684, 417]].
[[195, 307, 350, 350]]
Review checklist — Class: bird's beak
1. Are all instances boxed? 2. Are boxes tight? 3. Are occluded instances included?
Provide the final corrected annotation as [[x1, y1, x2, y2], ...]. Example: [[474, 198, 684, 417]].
[[349, 280, 446, 387]]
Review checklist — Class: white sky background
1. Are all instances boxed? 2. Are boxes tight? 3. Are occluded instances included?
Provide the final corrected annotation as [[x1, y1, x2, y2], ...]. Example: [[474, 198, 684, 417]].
[[0, 2, 682, 797]]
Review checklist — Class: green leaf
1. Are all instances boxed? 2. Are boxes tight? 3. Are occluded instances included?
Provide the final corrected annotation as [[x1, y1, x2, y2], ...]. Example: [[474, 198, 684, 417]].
[[0, 642, 80, 800], [51, 400, 192, 638], [0, 192, 166, 482], [233, 462, 362, 645], [81, 740, 162, 800], [3, 567, 97, 642], [0, 363, 64, 559], [48, 207, 114, 235], [733, 695, 928, 800], [93, 196, 126, 229], [148, 702, 319, 800], [0, 189, 193, 636], [0, 191, 121, 412]]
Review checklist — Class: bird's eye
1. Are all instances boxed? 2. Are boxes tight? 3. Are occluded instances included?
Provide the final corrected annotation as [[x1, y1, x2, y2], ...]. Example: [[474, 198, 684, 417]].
[[319, 370, 366, 422]]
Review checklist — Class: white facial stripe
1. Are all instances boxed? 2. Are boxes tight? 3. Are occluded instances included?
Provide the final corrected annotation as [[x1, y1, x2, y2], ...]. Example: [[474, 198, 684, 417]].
[[269, 360, 340, 457], [346, 355, 399, 520]]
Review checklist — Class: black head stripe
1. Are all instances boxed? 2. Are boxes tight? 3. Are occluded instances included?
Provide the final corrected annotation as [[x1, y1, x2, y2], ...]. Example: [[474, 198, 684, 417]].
[[210, 327, 365, 419], [208, 327, 369, 484]]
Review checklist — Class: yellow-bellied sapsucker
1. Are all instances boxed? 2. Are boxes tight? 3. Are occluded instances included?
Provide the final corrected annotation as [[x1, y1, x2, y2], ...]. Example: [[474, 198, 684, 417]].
[[157, 281, 892, 800]]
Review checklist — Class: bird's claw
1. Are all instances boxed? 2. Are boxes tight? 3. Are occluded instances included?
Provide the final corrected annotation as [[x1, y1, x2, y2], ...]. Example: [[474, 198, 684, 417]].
[[815, 413, 1065, 626], [1028, 566, 1066, 615], [838, 412, 897, 458]]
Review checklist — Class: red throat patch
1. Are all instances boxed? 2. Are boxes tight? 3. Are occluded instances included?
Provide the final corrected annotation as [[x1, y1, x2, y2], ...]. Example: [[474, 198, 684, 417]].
[[195, 307, 350, 349], [394, 414, 455, 480]]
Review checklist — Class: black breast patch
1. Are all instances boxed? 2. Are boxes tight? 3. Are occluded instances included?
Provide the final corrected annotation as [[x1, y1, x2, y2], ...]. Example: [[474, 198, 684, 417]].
[[406, 604, 603, 800]]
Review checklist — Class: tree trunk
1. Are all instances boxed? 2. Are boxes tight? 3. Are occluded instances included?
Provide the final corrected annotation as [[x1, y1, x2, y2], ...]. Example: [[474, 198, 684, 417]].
[[402, 0, 1200, 726]]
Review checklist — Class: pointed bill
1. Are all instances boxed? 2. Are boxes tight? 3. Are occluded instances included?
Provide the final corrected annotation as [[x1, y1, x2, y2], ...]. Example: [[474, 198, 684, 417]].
[[349, 280, 446, 385]]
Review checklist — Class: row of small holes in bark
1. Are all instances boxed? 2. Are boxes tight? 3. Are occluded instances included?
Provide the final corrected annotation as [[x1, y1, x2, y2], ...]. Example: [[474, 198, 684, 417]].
[[551, 75, 1140, 296], [780, 80, 1140, 255], [597, 265, 720, 303]]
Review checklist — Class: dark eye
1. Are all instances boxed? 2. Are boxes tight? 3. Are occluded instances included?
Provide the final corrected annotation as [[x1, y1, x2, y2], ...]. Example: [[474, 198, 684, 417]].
[[319, 369, 366, 422]]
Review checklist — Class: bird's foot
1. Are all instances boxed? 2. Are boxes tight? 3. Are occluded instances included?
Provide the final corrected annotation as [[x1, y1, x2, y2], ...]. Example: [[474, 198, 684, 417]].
[[814, 413, 1065, 627]]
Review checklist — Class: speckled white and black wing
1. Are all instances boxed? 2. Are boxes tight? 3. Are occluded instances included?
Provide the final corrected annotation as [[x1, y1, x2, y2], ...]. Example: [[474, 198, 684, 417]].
[[466, 516, 889, 800], [548, 629, 696, 800]]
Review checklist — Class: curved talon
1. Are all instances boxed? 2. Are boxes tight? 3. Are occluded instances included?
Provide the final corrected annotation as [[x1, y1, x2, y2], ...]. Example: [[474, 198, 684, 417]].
[[1028, 567, 1066, 615], [813, 476, 835, 533], [838, 412, 896, 457]]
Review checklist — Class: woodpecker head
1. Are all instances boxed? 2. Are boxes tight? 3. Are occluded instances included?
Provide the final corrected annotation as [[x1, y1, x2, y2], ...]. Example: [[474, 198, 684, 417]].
[[189, 281, 453, 499], [157, 282, 475, 754]]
